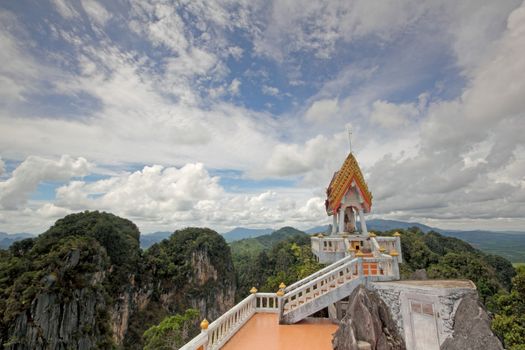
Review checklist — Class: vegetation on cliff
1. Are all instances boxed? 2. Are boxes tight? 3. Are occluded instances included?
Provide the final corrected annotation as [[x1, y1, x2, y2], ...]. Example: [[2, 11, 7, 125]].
[[395, 228, 515, 301], [0, 212, 236, 350], [0, 211, 141, 349], [491, 266, 525, 350], [230, 227, 322, 297], [35, 211, 142, 295], [143, 308, 199, 350], [124, 227, 236, 349]]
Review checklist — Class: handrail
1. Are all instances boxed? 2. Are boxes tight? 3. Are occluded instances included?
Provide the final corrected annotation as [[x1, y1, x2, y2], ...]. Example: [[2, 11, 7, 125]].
[[205, 294, 256, 349], [179, 333, 207, 350], [375, 236, 397, 241], [180, 292, 280, 350], [283, 258, 359, 303], [282, 254, 398, 315], [311, 236, 348, 240], [285, 253, 356, 292], [207, 294, 255, 332], [255, 293, 279, 313]]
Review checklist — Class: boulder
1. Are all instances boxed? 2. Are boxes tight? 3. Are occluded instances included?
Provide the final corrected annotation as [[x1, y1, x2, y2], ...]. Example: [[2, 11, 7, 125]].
[[440, 294, 503, 350], [333, 285, 405, 350], [333, 317, 359, 350]]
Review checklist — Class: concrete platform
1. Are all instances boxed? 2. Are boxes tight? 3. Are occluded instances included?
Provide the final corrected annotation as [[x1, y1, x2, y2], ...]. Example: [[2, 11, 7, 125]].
[[221, 313, 338, 350], [374, 279, 476, 289]]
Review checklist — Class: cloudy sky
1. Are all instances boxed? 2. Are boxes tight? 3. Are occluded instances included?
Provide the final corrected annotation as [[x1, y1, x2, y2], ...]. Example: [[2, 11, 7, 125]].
[[1, 0, 524, 234]]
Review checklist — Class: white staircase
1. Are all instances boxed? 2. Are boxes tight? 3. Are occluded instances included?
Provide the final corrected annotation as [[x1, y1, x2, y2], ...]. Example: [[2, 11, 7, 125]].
[[279, 238, 399, 324]]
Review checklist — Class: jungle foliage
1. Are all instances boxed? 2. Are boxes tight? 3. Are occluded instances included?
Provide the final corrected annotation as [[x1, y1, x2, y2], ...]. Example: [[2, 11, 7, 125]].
[[230, 227, 322, 298], [491, 266, 525, 350], [143, 308, 200, 350], [395, 228, 515, 302]]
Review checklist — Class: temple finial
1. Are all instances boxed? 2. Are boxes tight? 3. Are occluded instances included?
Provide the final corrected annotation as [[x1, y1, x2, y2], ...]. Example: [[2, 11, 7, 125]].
[[346, 125, 353, 153]]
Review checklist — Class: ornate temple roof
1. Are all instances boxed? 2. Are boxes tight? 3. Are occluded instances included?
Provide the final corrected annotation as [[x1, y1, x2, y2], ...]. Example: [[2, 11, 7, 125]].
[[325, 152, 372, 215]]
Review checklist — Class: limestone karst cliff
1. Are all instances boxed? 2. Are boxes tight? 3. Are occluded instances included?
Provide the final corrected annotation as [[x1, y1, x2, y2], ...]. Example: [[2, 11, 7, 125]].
[[124, 227, 236, 349], [0, 212, 236, 350]]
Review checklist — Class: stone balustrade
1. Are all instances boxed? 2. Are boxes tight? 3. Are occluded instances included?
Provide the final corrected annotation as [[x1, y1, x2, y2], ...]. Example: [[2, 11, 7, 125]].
[[282, 258, 360, 315], [375, 236, 403, 263], [179, 292, 280, 350], [285, 254, 356, 293], [311, 236, 348, 253], [279, 252, 400, 324], [255, 293, 280, 313]]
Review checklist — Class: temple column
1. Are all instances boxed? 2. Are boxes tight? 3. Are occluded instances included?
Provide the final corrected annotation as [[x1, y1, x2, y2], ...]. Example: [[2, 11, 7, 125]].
[[339, 206, 345, 233], [332, 213, 337, 235], [358, 208, 368, 235], [348, 207, 356, 232]]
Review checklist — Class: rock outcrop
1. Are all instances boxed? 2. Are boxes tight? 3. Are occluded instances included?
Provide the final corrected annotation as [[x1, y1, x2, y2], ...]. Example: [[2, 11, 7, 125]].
[[440, 294, 503, 350], [333, 285, 406, 350], [0, 212, 236, 350], [2, 238, 113, 350]]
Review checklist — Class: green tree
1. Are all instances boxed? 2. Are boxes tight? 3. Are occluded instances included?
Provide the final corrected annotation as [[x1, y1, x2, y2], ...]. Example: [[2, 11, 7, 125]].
[[492, 266, 525, 350], [143, 309, 200, 350]]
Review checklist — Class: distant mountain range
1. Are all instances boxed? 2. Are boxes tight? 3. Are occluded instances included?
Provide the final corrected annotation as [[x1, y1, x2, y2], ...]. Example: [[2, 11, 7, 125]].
[[140, 231, 172, 249], [228, 226, 307, 257], [221, 227, 275, 242], [306, 219, 437, 234], [0, 232, 34, 249]]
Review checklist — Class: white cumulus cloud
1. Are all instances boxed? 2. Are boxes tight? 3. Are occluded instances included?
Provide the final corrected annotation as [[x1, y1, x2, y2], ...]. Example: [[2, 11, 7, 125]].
[[0, 155, 91, 210], [369, 100, 419, 128], [304, 98, 339, 123]]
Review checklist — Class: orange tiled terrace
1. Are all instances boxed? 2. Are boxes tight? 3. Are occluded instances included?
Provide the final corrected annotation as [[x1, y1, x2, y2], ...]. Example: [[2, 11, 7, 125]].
[[222, 313, 338, 350]]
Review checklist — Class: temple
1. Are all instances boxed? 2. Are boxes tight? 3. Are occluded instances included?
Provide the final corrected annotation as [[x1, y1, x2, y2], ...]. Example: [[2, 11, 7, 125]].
[[312, 152, 401, 265], [326, 152, 372, 235], [179, 151, 476, 350]]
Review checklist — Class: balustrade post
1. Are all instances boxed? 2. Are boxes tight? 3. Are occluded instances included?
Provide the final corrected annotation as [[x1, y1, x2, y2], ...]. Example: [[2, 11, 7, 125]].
[[276, 282, 286, 318], [393, 232, 401, 260], [356, 250, 364, 276], [200, 319, 209, 349], [390, 249, 400, 279]]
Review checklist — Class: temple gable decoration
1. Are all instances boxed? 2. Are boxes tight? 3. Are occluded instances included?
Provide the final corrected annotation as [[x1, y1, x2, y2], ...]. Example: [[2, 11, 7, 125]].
[[325, 152, 372, 235]]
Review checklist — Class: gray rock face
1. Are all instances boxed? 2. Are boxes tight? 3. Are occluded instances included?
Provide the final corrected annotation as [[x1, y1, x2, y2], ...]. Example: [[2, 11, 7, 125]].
[[333, 285, 406, 350], [5, 249, 110, 350], [440, 294, 503, 350], [333, 317, 359, 350]]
